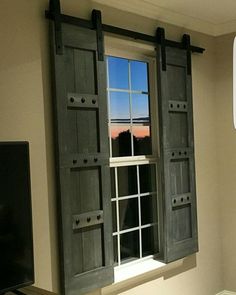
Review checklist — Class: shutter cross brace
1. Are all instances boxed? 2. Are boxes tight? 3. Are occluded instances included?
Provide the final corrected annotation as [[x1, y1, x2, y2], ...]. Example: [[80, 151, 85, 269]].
[[45, 0, 205, 55]]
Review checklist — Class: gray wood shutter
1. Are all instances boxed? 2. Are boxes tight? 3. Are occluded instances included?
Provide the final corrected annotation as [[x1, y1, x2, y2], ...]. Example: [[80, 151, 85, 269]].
[[157, 45, 198, 262], [50, 21, 114, 295]]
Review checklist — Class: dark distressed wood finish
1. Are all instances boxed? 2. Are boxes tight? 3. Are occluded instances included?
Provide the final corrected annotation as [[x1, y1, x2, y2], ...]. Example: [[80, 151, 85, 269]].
[[50, 22, 114, 295], [157, 46, 198, 262]]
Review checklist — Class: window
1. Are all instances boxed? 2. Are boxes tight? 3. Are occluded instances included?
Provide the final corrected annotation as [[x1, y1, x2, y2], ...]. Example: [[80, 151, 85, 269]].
[[106, 55, 159, 266]]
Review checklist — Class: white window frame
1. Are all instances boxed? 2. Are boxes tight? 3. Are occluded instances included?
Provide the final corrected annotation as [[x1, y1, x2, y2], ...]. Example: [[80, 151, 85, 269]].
[[105, 35, 167, 281]]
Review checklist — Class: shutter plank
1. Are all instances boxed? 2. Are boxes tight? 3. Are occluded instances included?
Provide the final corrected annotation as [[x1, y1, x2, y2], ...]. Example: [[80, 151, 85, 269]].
[[74, 49, 96, 94], [64, 47, 77, 153]]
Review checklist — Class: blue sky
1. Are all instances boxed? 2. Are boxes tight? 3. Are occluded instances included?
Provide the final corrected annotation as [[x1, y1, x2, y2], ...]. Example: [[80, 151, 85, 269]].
[[107, 56, 150, 122]]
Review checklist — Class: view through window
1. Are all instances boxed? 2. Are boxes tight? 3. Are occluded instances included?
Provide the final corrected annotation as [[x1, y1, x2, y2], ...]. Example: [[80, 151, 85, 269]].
[[107, 56, 159, 266], [107, 56, 152, 157]]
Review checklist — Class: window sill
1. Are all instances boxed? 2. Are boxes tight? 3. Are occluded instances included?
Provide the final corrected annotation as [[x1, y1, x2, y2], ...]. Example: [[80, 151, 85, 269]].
[[102, 258, 184, 295], [114, 257, 166, 283], [113, 256, 185, 285]]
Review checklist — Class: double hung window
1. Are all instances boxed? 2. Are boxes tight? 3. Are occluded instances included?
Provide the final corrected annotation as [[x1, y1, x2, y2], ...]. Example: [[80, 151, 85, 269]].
[[106, 54, 159, 266]]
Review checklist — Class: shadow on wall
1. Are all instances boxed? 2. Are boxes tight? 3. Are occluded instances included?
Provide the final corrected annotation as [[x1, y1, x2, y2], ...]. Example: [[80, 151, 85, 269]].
[[101, 255, 197, 295]]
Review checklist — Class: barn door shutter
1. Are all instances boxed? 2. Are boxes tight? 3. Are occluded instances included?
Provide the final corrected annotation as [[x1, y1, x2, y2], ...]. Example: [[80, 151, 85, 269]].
[[50, 13, 114, 295], [157, 32, 198, 262]]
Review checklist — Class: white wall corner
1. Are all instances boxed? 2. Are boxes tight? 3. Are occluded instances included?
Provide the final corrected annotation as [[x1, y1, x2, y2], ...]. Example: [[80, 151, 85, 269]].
[[216, 291, 236, 295]]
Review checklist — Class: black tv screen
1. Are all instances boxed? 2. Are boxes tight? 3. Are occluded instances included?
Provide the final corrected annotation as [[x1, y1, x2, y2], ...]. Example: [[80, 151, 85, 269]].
[[0, 142, 34, 294]]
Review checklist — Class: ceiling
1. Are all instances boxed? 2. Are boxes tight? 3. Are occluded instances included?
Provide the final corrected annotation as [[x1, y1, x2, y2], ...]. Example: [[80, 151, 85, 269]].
[[95, 0, 236, 36]]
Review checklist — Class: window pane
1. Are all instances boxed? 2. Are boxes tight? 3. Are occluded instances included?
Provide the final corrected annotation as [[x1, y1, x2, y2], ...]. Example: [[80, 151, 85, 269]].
[[132, 94, 150, 123], [133, 126, 152, 155], [120, 230, 139, 263], [110, 168, 116, 198], [112, 201, 117, 232], [139, 164, 156, 193], [130, 60, 148, 92], [113, 236, 118, 265], [117, 166, 137, 196], [119, 198, 139, 230], [110, 92, 130, 123], [108, 56, 129, 89], [141, 195, 157, 225], [142, 226, 158, 257], [110, 125, 132, 157]]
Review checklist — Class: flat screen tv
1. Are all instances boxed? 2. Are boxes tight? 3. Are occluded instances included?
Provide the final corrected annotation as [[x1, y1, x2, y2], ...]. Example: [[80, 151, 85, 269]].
[[0, 142, 34, 294]]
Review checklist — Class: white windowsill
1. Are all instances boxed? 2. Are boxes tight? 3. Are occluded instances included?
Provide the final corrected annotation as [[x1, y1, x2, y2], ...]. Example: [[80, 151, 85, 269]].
[[113, 256, 185, 285], [101, 258, 186, 295], [114, 258, 166, 283]]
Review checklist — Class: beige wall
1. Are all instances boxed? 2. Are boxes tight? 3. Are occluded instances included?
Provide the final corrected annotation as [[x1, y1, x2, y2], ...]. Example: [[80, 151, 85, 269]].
[[0, 0, 58, 292], [215, 33, 236, 292], [0, 0, 229, 294]]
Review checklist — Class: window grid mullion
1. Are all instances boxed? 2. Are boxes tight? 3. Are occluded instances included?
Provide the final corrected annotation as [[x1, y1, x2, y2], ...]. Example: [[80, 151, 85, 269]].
[[107, 88, 149, 95], [137, 165, 142, 259], [111, 191, 157, 202], [115, 167, 121, 266], [128, 60, 134, 157], [112, 222, 158, 236]]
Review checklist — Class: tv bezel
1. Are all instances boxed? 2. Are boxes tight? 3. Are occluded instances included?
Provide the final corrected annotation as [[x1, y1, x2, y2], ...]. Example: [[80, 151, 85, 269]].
[[0, 141, 35, 295]]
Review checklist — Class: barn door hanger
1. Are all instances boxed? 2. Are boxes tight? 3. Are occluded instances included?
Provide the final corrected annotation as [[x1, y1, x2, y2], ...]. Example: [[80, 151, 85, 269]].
[[156, 27, 166, 71], [48, 0, 104, 60], [49, 0, 63, 55]]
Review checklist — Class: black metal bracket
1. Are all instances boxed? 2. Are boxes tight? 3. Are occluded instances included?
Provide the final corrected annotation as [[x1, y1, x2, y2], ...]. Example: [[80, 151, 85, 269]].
[[45, 1, 205, 55], [92, 10, 104, 61], [182, 34, 192, 75], [156, 27, 166, 71], [49, 0, 63, 55]]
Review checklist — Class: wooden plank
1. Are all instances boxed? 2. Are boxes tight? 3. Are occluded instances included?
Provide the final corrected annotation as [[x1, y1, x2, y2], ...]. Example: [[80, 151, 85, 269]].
[[166, 64, 186, 102], [169, 112, 188, 148], [74, 49, 96, 94], [62, 24, 97, 51], [64, 46, 77, 154]]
